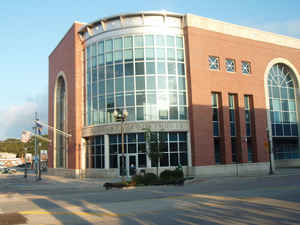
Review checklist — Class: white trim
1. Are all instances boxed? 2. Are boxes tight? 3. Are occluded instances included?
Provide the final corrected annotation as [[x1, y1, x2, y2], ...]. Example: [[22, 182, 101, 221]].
[[186, 14, 300, 50]]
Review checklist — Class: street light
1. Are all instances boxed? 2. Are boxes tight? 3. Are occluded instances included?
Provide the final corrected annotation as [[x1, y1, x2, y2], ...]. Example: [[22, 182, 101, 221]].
[[24, 147, 27, 178], [38, 142, 42, 180], [113, 109, 128, 182], [266, 128, 274, 175]]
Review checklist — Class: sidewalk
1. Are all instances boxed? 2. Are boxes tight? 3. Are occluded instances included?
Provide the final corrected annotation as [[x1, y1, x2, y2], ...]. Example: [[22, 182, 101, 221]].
[[1, 167, 300, 192]]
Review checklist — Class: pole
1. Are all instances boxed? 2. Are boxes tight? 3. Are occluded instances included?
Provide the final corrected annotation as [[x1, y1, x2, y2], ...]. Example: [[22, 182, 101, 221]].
[[24, 147, 27, 178], [121, 118, 125, 182], [34, 112, 38, 180], [267, 129, 274, 175], [34, 112, 42, 181], [38, 143, 42, 180]]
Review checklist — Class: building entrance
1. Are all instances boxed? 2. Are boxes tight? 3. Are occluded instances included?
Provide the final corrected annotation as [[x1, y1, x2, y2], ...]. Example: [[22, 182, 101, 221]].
[[118, 154, 137, 176]]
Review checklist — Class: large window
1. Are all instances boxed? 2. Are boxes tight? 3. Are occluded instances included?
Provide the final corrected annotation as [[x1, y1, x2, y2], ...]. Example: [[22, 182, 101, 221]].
[[109, 132, 188, 169], [109, 133, 147, 169], [55, 76, 66, 168], [244, 95, 253, 162], [244, 95, 251, 137], [268, 63, 298, 137], [268, 63, 299, 160], [212, 93, 221, 164], [86, 35, 187, 126], [229, 94, 238, 163], [86, 136, 105, 169], [229, 94, 237, 137], [212, 93, 220, 137]]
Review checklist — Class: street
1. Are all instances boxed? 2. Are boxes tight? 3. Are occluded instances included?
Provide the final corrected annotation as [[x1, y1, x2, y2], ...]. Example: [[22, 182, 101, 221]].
[[0, 169, 300, 225]]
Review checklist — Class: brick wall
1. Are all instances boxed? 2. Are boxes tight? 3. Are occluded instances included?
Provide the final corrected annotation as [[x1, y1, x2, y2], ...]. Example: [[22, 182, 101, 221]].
[[185, 26, 300, 166]]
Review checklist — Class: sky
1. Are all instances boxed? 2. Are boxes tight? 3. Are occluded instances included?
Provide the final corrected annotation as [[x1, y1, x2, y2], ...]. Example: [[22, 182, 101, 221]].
[[0, 0, 300, 140]]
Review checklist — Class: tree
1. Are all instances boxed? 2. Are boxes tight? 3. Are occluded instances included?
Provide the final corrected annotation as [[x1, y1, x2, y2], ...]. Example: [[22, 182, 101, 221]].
[[144, 128, 165, 176], [0, 135, 49, 157]]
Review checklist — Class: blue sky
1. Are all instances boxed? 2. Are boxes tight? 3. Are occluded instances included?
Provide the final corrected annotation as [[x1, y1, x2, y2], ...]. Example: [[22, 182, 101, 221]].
[[0, 0, 300, 140]]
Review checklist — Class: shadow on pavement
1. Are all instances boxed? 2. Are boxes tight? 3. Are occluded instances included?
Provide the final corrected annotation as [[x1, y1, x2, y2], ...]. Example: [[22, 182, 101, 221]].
[[0, 212, 27, 225], [1, 169, 300, 224]]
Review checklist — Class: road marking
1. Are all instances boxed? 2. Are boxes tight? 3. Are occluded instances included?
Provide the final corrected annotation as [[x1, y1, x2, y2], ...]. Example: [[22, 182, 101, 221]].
[[20, 210, 119, 217]]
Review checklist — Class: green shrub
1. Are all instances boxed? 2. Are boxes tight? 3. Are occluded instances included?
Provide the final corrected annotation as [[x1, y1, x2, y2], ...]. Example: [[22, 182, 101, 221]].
[[160, 169, 173, 180], [132, 173, 159, 185], [143, 173, 159, 185], [160, 169, 184, 181], [173, 168, 184, 178], [132, 174, 145, 185]]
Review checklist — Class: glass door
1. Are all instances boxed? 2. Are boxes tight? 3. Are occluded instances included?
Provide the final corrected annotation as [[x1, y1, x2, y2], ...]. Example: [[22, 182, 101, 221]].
[[128, 155, 137, 176]]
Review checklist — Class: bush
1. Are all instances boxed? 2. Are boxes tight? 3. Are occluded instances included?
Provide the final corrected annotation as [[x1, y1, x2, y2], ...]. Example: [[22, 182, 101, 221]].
[[160, 169, 184, 181], [173, 168, 184, 179], [160, 170, 173, 180], [143, 173, 159, 185], [132, 173, 159, 185], [132, 174, 145, 185]]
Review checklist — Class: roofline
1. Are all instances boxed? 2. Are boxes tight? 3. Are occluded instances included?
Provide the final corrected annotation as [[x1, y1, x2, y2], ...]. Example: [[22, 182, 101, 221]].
[[185, 13, 300, 50], [78, 11, 183, 34], [49, 21, 86, 58]]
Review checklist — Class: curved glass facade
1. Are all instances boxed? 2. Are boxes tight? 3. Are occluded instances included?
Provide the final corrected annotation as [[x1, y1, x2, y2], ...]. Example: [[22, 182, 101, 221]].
[[86, 34, 187, 125]]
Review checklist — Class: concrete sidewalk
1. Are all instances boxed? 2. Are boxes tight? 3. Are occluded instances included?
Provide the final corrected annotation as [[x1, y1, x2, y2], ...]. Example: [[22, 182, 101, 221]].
[[1, 167, 300, 192]]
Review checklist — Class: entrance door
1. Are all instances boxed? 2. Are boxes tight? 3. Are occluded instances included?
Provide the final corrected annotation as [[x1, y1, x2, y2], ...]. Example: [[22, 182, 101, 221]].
[[128, 155, 137, 176]]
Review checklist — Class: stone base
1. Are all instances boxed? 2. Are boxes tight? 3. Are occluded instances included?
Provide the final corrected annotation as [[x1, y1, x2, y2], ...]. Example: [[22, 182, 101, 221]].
[[275, 159, 300, 168], [47, 163, 270, 179], [47, 168, 84, 178], [85, 168, 118, 178], [187, 162, 270, 177]]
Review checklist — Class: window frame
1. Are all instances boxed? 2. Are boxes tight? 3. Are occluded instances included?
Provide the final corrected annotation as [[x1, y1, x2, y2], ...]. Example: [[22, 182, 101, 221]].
[[225, 58, 236, 73], [208, 56, 220, 71], [242, 61, 251, 75]]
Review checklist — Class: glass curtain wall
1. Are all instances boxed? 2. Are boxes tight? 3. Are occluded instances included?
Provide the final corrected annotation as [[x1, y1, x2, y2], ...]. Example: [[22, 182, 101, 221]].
[[85, 34, 187, 125]]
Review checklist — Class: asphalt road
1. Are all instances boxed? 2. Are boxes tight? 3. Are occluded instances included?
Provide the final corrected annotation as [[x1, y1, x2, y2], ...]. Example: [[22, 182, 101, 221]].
[[0, 170, 300, 225]]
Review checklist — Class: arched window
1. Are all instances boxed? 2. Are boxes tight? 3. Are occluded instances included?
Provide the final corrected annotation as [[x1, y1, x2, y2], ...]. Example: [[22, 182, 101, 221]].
[[268, 63, 298, 159], [55, 76, 66, 167]]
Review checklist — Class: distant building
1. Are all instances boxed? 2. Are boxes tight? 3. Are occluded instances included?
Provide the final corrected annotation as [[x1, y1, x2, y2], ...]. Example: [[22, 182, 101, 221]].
[[0, 152, 16, 159], [0, 152, 22, 167], [48, 11, 300, 178]]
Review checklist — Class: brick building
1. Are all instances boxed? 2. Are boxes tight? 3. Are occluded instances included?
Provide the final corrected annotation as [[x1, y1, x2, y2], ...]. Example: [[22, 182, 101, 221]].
[[48, 11, 300, 178]]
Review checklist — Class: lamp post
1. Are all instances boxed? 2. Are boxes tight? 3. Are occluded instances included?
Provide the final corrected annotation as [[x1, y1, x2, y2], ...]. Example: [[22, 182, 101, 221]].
[[24, 147, 27, 178], [266, 128, 274, 175], [38, 142, 42, 180], [33, 112, 39, 180], [113, 109, 128, 182]]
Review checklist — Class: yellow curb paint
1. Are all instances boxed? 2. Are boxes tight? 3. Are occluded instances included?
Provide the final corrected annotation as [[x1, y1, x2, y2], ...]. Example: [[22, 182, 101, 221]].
[[20, 210, 120, 217]]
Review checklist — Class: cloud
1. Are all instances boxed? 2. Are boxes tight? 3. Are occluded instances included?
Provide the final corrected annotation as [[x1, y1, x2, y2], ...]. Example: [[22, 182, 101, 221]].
[[255, 20, 300, 38], [0, 91, 48, 140]]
